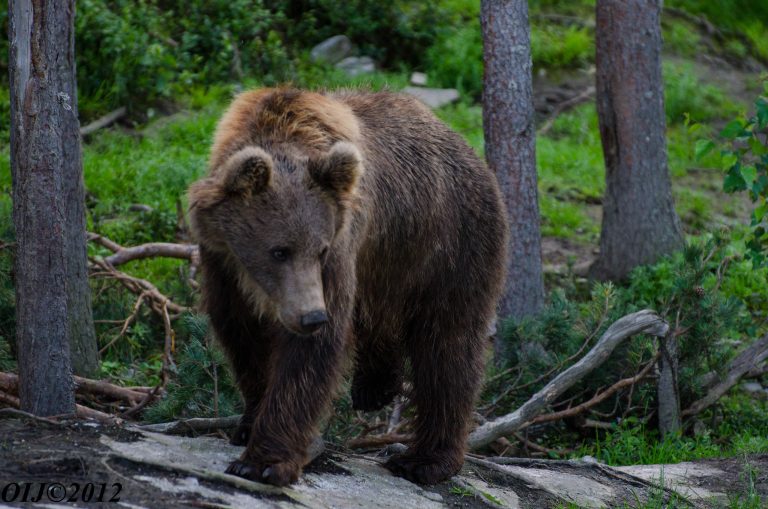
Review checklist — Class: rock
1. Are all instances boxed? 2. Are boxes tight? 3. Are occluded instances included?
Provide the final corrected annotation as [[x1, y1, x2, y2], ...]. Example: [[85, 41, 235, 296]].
[[335, 56, 376, 76], [403, 87, 460, 109], [410, 72, 428, 86], [310, 35, 353, 64], [741, 381, 765, 398]]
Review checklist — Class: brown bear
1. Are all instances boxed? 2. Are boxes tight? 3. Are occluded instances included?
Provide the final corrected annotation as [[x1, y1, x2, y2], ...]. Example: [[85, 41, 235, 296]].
[[187, 87, 508, 486]]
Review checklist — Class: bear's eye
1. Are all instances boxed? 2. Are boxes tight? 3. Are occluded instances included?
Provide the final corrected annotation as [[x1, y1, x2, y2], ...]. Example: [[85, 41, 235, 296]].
[[269, 248, 290, 262]]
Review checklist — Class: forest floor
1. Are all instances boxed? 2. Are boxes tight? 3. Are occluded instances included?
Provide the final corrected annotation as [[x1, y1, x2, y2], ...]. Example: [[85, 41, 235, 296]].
[[1, 416, 766, 508]]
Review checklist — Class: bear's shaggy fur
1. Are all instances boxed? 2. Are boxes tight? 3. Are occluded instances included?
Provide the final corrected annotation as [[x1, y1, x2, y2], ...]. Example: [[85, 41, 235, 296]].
[[188, 88, 508, 486]]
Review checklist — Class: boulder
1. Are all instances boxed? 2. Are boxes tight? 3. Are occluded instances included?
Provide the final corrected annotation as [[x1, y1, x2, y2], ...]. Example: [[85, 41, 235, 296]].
[[403, 87, 460, 109], [310, 35, 353, 64]]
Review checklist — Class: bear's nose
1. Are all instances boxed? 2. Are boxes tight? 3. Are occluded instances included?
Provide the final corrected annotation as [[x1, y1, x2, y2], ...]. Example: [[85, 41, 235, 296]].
[[300, 310, 328, 334]]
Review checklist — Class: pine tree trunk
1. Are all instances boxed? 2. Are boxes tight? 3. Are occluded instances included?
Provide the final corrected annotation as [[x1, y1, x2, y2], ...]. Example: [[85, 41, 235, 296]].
[[590, 0, 683, 282], [481, 0, 545, 328], [9, 0, 88, 414]]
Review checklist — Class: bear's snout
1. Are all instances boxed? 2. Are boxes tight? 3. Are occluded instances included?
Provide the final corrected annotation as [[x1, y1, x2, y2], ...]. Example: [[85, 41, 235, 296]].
[[299, 309, 328, 335]]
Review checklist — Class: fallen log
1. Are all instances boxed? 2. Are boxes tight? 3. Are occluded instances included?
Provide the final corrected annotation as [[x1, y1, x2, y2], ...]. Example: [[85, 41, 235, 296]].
[[80, 107, 127, 136]]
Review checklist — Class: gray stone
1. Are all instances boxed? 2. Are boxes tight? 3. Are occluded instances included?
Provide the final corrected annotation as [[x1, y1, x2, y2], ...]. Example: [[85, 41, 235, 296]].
[[310, 35, 353, 64], [741, 381, 765, 397], [410, 72, 428, 86], [403, 87, 460, 109], [335, 56, 376, 76]]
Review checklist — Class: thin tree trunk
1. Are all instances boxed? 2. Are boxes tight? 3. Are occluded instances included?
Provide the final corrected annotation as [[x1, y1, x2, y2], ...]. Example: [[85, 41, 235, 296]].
[[657, 332, 681, 437], [481, 0, 545, 331], [9, 0, 84, 414], [589, 0, 683, 281]]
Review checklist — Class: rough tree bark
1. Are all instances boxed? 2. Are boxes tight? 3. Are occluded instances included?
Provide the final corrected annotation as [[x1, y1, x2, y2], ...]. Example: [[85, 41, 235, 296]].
[[9, 0, 94, 414], [589, 0, 684, 281], [481, 0, 545, 329]]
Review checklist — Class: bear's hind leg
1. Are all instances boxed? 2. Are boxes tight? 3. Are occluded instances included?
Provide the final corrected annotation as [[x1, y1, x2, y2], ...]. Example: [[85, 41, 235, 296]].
[[385, 317, 487, 484], [351, 326, 404, 411]]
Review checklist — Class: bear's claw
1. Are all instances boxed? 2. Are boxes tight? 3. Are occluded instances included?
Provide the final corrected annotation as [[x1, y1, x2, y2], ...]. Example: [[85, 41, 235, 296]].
[[226, 459, 299, 486]]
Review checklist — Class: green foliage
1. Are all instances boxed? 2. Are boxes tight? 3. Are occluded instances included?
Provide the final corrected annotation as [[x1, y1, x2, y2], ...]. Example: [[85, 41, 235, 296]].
[[425, 25, 483, 99], [531, 24, 593, 70], [144, 314, 240, 422], [265, 0, 444, 69], [697, 82, 768, 266]]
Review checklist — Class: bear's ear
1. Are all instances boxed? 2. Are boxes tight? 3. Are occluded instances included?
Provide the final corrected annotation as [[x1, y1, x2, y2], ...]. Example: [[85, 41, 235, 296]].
[[308, 142, 364, 199], [219, 146, 273, 196]]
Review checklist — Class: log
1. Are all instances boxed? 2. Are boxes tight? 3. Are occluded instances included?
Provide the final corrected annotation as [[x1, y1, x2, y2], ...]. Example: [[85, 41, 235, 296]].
[[80, 107, 127, 136], [468, 310, 668, 450]]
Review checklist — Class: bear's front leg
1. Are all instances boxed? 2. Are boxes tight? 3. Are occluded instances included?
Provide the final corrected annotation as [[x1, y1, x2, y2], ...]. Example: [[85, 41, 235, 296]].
[[225, 328, 346, 486]]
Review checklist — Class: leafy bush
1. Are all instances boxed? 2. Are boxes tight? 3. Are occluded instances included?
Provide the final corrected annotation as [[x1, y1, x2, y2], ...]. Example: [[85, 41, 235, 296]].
[[696, 82, 768, 265], [425, 25, 483, 99]]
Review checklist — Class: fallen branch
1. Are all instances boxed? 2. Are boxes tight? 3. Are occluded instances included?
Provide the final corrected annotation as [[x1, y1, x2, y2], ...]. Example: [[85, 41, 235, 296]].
[[80, 107, 127, 136], [347, 433, 412, 450], [538, 86, 596, 136], [88, 232, 199, 267], [0, 386, 120, 425], [1, 372, 145, 405], [139, 415, 242, 435], [468, 310, 668, 450], [530, 352, 660, 425], [682, 333, 768, 418], [89, 257, 189, 316]]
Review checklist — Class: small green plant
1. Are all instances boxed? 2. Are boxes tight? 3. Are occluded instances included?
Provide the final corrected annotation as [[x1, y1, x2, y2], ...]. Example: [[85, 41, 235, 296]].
[[449, 484, 474, 497]]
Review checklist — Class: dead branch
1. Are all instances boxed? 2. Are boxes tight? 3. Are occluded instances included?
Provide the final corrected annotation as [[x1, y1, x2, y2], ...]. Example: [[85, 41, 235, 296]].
[[347, 433, 412, 450], [512, 432, 573, 456], [1, 371, 146, 407], [468, 310, 669, 450], [682, 333, 768, 418], [139, 415, 242, 435], [538, 86, 596, 136], [80, 107, 127, 136], [88, 232, 199, 267], [89, 257, 189, 315], [530, 352, 659, 425]]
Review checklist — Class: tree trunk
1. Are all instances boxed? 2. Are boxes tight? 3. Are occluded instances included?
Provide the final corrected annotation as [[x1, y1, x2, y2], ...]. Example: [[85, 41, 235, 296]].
[[589, 0, 683, 281], [9, 0, 89, 414], [481, 0, 545, 329]]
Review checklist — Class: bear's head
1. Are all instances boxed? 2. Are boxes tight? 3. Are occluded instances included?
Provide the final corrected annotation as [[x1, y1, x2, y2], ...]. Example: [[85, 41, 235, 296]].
[[188, 142, 363, 336]]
